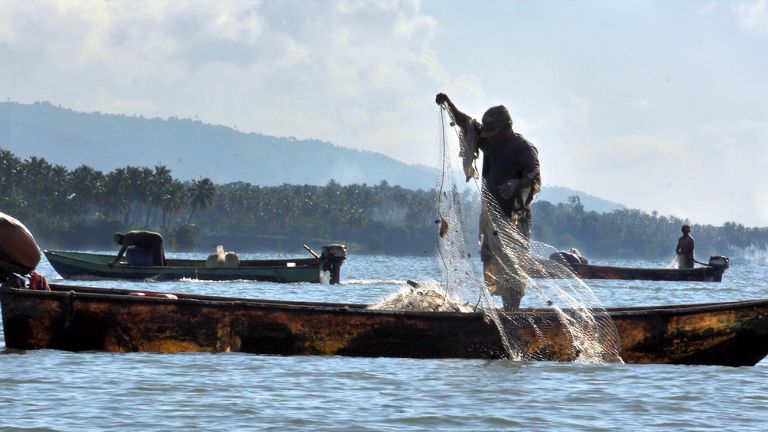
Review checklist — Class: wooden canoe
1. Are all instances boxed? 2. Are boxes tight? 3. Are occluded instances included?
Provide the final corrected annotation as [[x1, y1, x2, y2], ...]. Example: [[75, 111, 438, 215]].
[[2, 283, 766, 366], [531, 259, 729, 282], [43, 245, 346, 284]]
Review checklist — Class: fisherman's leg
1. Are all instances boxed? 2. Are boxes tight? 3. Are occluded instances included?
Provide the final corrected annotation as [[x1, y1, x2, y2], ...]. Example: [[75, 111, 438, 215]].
[[480, 199, 531, 311], [482, 255, 498, 295], [499, 282, 523, 310], [485, 217, 526, 311], [499, 211, 532, 311], [479, 204, 498, 295]]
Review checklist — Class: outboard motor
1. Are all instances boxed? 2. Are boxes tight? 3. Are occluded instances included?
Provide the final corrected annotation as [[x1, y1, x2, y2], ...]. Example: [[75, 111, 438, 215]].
[[0, 211, 47, 290], [707, 256, 730, 282], [708, 256, 730, 269], [550, 251, 579, 266], [0, 211, 41, 275], [320, 244, 347, 285]]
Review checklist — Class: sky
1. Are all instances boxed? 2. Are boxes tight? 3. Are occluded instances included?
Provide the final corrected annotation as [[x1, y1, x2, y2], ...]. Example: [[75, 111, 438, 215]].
[[1, 0, 767, 227]]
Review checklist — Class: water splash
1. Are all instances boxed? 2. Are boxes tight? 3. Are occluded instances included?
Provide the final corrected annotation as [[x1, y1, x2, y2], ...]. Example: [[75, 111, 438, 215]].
[[729, 245, 768, 266]]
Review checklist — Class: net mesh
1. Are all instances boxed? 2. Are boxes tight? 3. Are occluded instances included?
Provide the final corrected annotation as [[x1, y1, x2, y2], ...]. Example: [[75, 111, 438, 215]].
[[434, 105, 623, 363]]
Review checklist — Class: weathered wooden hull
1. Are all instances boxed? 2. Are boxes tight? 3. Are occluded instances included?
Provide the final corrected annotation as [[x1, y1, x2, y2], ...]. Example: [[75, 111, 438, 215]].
[[2, 284, 767, 366], [532, 259, 727, 282], [44, 250, 340, 284]]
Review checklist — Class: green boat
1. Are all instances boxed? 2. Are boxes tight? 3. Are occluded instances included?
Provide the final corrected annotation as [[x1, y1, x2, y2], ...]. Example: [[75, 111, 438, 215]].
[[43, 245, 346, 284]]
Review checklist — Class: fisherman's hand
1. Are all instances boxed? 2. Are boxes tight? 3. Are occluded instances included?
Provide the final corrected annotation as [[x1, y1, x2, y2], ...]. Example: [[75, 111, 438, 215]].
[[498, 179, 521, 199], [435, 93, 449, 106]]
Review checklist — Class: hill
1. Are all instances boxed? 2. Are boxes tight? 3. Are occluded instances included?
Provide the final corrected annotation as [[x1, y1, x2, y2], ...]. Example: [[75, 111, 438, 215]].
[[536, 186, 624, 213], [0, 101, 438, 189], [1, 101, 624, 212]]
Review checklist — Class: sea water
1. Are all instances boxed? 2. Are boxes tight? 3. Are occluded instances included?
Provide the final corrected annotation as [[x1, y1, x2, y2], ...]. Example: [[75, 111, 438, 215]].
[[2, 252, 768, 431]]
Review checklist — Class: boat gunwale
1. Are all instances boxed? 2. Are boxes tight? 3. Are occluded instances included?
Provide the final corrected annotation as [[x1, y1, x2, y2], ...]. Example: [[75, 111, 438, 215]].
[[570, 262, 718, 274], [43, 250, 321, 270], [4, 284, 767, 320], [0, 285, 488, 320]]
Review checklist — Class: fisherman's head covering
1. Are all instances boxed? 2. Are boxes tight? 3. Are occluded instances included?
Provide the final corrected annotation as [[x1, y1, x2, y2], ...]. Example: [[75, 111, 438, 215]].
[[114, 233, 125, 245], [682, 225, 691, 233], [480, 105, 513, 138]]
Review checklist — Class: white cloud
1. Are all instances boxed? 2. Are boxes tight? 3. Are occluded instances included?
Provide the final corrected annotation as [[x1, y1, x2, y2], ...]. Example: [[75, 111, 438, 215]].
[[208, 3, 266, 44], [0, 0, 445, 166], [2, 0, 767, 226], [393, 12, 437, 44], [0, 1, 19, 44], [698, 1, 717, 15], [735, 0, 768, 35]]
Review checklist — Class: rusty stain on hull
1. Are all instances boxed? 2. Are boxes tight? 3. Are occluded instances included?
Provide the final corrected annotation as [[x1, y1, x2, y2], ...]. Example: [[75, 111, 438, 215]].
[[2, 285, 767, 366]]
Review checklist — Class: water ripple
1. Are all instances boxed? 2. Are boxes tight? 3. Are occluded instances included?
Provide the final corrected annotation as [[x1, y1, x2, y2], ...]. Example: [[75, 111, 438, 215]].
[[1, 258, 768, 430]]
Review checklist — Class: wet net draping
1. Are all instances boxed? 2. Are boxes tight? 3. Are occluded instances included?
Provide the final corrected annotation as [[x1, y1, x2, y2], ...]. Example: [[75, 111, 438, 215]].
[[434, 104, 623, 363]]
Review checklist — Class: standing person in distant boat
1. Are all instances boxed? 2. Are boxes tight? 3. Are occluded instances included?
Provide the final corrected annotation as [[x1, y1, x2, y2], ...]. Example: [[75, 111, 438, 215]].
[[109, 230, 166, 267], [436, 93, 541, 311], [676, 225, 695, 269]]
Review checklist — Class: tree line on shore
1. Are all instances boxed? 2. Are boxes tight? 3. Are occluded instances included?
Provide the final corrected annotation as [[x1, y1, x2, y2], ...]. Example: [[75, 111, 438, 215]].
[[2, 148, 767, 260]]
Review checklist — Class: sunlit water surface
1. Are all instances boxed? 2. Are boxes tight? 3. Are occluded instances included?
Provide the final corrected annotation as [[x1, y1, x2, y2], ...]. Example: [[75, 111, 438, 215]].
[[2, 252, 767, 431]]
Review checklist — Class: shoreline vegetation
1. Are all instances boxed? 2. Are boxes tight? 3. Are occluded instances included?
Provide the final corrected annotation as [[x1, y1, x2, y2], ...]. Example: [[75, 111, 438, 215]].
[[2, 148, 767, 260]]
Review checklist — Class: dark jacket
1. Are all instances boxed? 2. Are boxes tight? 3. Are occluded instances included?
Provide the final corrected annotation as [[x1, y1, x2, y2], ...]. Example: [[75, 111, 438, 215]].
[[479, 133, 540, 216], [121, 231, 163, 249], [113, 231, 165, 266]]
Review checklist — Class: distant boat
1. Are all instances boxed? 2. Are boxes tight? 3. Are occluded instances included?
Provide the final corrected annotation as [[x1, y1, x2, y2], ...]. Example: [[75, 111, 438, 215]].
[[1, 283, 766, 366], [43, 245, 346, 284], [532, 255, 730, 282]]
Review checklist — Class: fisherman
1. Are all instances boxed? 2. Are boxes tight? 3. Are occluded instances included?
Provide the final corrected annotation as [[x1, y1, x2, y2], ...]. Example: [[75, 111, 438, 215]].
[[676, 225, 695, 269], [109, 230, 166, 267], [436, 93, 541, 310]]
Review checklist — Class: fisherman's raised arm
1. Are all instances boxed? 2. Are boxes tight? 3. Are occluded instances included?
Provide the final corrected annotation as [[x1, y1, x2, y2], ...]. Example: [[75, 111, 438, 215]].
[[436, 93, 472, 131]]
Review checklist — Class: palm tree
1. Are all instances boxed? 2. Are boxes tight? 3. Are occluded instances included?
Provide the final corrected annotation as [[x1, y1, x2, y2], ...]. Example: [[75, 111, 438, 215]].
[[147, 165, 173, 227], [187, 177, 215, 224], [67, 165, 105, 223], [161, 180, 187, 230], [102, 168, 132, 225], [0, 149, 22, 211]]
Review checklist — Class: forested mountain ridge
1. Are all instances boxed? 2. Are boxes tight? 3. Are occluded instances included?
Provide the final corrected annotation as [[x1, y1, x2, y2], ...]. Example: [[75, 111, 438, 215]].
[[1, 101, 624, 212], [2, 149, 767, 261]]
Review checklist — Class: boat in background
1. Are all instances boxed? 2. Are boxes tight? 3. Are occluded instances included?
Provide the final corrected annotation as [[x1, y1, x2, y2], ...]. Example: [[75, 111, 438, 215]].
[[532, 254, 730, 282], [43, 244, 347, 284], [1, 282, 766, 366]]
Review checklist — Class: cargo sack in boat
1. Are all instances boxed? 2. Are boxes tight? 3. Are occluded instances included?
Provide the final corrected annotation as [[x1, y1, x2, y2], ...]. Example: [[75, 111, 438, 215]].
[[223, 252, 239, 268], [206, 245, 225, 267], [0, 211, 41, 274], [206, 245, 240, 268]]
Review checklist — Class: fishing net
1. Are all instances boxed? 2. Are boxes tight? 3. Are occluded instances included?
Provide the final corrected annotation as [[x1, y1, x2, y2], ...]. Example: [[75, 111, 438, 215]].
[[367, 280, 475, 313], [434, 104, 623, 364]]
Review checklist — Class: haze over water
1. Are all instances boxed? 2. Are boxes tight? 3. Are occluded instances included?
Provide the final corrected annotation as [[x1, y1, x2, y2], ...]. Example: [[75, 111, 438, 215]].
[[2, 253, 767, 431]]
